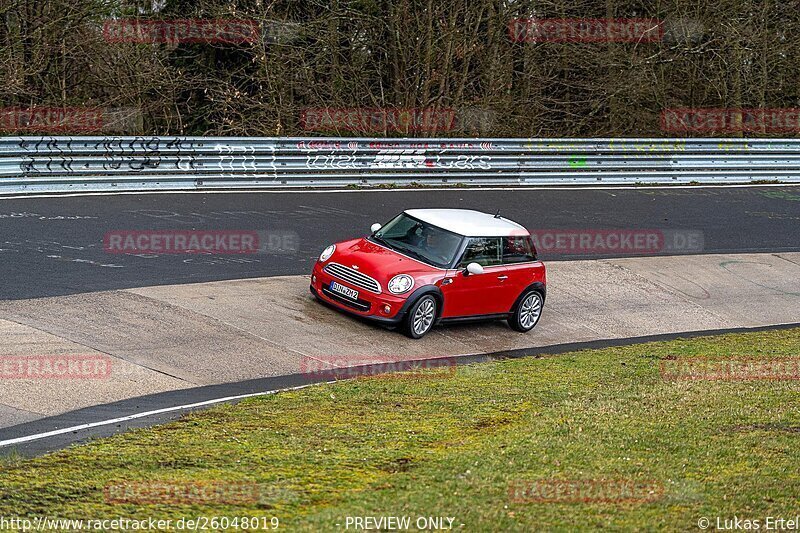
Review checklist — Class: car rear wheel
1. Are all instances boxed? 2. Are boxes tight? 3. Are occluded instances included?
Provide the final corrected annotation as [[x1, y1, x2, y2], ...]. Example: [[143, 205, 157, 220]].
[[403, 295, 437, 339], [509, 291, 543, 332]]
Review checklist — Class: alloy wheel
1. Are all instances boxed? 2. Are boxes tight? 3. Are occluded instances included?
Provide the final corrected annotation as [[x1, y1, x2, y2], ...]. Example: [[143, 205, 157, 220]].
[[412, 297, 436, 336], [519, 293, 542, 329]]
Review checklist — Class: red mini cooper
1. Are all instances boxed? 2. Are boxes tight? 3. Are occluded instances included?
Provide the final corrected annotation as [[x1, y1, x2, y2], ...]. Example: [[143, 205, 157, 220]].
[[310, 209, 546, 338]]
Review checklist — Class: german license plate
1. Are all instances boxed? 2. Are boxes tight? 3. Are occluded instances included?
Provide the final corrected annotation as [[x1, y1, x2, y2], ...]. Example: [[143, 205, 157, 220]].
[[330, 281, 359, 300]]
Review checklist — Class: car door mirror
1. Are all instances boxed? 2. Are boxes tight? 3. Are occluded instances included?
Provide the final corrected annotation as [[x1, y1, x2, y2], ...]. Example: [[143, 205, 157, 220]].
[[370, 223, 382, 233], [465, 262, 484, 275]]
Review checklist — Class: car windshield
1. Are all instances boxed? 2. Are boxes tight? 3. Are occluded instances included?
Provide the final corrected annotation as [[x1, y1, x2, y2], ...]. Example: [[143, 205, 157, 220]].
[[372, 213, 463, 268]]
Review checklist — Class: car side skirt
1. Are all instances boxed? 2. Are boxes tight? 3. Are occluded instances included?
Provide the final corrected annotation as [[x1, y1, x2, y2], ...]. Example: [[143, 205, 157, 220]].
[[436, 313, 511, 325]]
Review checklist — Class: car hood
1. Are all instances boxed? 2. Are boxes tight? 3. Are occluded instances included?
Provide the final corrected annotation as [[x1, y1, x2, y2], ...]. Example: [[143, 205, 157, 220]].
[[327, 237, 441, 287]]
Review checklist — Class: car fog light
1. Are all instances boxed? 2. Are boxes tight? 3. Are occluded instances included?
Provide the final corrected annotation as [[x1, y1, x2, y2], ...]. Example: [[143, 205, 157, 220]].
[[383, 304, 391, 314], [312, 274, 317, 283]]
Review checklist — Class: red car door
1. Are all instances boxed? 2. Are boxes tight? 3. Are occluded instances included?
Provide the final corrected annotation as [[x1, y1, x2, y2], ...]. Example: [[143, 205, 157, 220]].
[[440, 237, 512, 317], [500, 235, 544, 310], [440, 265, 510, 317]]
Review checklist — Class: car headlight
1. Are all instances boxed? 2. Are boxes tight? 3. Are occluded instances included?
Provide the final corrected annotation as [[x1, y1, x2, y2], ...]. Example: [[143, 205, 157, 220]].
[[319, 244, 335, 262], [388, 274, 414, 294]]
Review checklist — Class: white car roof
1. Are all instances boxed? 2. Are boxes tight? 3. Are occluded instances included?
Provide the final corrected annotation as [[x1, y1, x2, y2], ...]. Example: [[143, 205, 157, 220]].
[[403, 209, 528, 237]]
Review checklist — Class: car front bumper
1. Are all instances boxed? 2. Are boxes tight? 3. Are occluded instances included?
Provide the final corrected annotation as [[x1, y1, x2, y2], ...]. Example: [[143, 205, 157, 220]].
[[310, 263, 410, 325]]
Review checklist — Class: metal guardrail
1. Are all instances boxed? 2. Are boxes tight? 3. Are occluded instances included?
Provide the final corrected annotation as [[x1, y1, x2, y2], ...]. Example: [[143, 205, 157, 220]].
[[1, 136, 799, 194]]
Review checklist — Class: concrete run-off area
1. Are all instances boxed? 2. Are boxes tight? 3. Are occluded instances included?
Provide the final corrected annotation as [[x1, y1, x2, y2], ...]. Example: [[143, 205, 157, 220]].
[[0, 251, 798, 429]]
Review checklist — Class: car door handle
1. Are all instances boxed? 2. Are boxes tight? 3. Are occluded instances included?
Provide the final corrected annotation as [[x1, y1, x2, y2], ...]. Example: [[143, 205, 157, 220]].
[[497, 275, 508, 281]]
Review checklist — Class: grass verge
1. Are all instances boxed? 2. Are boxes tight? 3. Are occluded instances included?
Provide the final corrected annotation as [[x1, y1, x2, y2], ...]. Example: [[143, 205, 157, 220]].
[[1, 328, 800, 531]]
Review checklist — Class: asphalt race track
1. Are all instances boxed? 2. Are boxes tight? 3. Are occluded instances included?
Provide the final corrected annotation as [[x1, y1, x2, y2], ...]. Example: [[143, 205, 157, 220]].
[[0, 185, 799, 454], [0, 186, 799, 300]]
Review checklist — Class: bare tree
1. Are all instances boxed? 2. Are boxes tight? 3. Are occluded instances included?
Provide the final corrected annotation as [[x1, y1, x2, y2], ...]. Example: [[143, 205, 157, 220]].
[[0, 0, 798, 137]]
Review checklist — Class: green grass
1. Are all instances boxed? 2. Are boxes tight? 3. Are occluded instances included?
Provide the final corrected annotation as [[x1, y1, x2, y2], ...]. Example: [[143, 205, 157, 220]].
[[2, 328, 800, 531]]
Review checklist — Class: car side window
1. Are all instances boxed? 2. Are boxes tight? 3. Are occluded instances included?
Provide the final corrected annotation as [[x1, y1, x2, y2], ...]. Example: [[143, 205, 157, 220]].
[[459, 237, 502, 267], [502, 236, 536, 264]]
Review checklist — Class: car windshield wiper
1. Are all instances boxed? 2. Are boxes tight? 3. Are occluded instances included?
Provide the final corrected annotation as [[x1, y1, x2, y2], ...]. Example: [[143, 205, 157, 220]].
[[371, 234, 393, 248], [372, 235, 409, 255], [372, 235, 439, 266], [392, 245, 435, 264]]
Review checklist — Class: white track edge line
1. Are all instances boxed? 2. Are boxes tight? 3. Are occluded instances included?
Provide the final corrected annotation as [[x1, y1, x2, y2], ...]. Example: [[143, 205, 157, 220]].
[[0, 383, 326, 449]]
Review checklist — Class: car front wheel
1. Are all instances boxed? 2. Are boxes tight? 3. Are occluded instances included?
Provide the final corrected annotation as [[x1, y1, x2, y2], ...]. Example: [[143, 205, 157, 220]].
[[509, 291, 543, 332], [403, 295, 437, 339]]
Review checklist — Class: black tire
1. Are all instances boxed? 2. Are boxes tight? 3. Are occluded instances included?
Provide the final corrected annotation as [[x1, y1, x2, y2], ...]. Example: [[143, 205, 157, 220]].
[[403, 295, 437, 339], [508, 290, 543, 333]]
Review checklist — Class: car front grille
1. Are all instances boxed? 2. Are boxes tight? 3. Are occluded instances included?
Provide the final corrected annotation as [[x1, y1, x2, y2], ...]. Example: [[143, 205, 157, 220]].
[[323, 262, 382, 294]]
